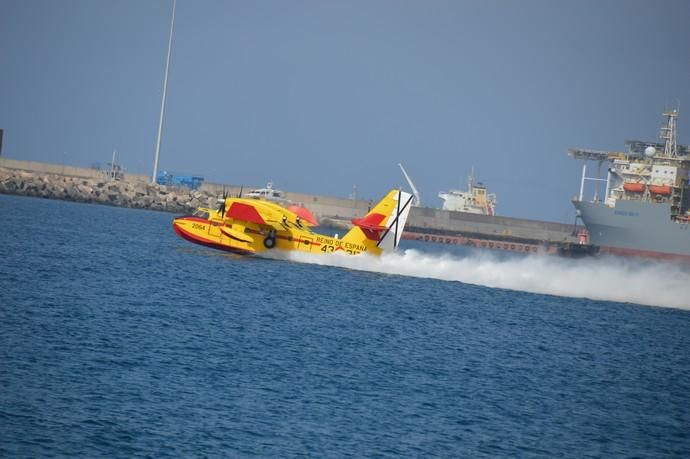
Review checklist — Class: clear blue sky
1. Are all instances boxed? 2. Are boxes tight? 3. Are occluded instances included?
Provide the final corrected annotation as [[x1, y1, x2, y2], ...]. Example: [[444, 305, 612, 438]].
[[2, 0, 689, 222]]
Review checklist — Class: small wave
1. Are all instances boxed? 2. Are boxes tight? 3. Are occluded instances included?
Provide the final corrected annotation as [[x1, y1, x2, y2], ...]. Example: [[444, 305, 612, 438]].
[[287, 249, 690, 310]]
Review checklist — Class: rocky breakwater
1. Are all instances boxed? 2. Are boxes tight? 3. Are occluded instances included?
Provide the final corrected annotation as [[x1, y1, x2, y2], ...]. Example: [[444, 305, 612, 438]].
[[0, 167, 217, 213]]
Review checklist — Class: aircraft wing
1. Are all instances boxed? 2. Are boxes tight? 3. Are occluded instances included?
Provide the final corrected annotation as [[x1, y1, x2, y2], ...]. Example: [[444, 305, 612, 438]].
[[224, 199, 305, 232]]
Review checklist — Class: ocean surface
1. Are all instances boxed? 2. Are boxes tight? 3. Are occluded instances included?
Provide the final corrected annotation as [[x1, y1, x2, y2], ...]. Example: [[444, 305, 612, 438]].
[[1, 193, 690, 458]]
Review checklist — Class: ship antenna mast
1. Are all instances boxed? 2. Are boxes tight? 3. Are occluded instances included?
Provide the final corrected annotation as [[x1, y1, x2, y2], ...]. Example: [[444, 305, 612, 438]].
[[152, 0, 177, 184], [660, 109, 678, 157]]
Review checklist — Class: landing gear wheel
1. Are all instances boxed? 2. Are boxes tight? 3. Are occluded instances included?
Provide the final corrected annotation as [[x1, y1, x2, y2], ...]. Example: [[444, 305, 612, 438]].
[[263, 230, 277, 249]]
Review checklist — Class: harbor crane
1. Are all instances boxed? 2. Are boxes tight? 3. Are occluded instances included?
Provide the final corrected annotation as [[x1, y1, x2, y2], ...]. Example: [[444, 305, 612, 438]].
[[398, 163, 421, 207]]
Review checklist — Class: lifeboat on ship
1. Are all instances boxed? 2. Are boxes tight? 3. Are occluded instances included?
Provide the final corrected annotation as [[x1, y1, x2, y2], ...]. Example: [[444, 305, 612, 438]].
[[623, 182, 646, 193], [648, 185, 672, 195]]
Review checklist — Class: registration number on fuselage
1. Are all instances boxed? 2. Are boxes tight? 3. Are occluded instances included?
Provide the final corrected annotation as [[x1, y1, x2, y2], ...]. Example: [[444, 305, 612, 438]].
[[315, 235, 367, 255]]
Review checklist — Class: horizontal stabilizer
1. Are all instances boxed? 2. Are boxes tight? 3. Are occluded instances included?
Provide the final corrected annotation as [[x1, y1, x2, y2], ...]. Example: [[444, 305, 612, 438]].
[[352, 212, 387, 240]]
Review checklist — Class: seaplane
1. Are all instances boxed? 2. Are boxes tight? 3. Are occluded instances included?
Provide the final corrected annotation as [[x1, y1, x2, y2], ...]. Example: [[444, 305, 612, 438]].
[[173, 188, 414, 257]]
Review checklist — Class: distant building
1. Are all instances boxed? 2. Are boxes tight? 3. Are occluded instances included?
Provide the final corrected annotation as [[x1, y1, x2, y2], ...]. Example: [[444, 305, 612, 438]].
[[156, 171, 204, 190]]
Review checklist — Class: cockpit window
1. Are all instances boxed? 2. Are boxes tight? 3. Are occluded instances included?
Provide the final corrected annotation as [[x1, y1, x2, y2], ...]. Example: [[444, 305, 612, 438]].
[[193, 210, 210, 219]]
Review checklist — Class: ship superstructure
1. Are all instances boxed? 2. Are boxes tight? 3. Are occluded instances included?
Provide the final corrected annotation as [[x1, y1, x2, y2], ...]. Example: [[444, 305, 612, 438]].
[[438, 170, 496, 215], [569, 109, 690, 260]]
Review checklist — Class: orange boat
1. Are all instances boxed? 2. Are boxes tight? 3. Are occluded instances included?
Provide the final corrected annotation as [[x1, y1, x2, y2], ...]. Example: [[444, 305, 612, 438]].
[[623, 182, 645, 193], [648, 185, 672, 195]]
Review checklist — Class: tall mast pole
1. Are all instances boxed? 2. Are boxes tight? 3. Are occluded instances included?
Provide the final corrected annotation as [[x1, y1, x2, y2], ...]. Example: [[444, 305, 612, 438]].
[[152, 0, 176, 184], [398, 163, 421, 207]]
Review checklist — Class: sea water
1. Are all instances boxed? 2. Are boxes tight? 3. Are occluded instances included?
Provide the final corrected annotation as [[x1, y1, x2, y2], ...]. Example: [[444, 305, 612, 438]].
[[1, 194, 689, 457]]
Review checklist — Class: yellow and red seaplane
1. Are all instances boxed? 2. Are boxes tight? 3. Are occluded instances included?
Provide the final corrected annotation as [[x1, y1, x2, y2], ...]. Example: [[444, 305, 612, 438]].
[[173, 188, 413, 256]]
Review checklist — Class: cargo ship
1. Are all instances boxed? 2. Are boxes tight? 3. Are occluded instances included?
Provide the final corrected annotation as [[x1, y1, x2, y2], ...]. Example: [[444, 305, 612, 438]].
[[438, 170, 497, 215], [569, 109, 690, 261]]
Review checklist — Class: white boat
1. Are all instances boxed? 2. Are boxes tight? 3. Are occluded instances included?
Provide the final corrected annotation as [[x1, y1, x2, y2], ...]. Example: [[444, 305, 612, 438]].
[[245, 182, 290, 205]]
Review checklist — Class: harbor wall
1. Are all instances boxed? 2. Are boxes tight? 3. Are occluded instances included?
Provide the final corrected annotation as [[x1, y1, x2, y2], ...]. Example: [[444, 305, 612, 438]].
[[0, 158, 579, 244], [0, 162, 216, 213], [0, 158, 150, 183], [408, 207, 578, 243]]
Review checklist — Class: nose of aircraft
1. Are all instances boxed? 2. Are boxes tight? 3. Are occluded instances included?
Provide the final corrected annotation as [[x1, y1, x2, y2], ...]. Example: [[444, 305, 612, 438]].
[[172, 217, 185, 235]]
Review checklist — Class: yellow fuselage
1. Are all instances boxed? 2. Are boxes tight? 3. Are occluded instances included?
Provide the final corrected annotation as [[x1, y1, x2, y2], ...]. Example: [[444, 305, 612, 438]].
[[172, 198, 378, 256]]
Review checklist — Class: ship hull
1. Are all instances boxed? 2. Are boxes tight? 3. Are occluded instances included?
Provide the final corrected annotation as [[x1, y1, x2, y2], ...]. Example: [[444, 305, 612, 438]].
[[573, 200, 690, 261]]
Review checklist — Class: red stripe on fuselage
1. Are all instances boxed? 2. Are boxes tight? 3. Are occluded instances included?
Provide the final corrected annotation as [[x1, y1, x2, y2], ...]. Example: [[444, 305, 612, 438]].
[[275, 234, 320, 246], [244, 226, 322, 246]]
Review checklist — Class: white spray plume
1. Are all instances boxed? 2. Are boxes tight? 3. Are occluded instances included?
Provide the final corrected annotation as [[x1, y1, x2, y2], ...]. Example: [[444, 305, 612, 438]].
[[287, 249, 690, 310]]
